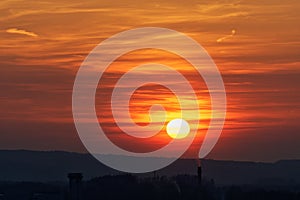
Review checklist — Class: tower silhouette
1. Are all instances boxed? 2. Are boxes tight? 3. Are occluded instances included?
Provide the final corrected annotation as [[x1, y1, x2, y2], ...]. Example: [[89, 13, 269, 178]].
[[197, 160, 202, 185], [68, 173, 83, 200]]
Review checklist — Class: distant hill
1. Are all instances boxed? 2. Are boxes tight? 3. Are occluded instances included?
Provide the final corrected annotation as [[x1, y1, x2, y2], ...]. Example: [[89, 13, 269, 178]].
[[203, 159, 300, 186], [0, 150, 299, 186]]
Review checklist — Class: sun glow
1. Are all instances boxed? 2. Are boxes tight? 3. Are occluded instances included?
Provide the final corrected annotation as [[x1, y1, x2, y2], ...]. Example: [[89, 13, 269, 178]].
[[166, 118, 190, 139]]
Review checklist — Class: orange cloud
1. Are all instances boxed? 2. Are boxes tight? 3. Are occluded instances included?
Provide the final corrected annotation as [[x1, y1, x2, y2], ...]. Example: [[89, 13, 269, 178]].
[[6, 28, 38, 37]]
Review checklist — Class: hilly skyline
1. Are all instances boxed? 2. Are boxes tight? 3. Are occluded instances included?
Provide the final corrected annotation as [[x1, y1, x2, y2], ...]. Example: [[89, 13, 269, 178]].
[[0, 149, 299, 186]]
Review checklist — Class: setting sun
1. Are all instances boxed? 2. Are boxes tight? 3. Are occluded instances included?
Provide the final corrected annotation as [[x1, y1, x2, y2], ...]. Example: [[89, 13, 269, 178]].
[[166, 118, 190, 139]]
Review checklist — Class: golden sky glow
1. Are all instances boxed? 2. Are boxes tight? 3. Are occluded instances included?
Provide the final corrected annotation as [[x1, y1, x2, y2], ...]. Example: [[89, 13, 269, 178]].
[[0, 0, 299, 161]]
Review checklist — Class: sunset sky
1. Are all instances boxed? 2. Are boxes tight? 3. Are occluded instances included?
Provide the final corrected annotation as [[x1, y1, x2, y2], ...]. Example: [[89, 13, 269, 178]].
[[0, 0, 299, 162]]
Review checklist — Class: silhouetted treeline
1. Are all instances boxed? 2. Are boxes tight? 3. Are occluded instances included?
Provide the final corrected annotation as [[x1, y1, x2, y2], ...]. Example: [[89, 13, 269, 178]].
[[0, 174, 300, 200]]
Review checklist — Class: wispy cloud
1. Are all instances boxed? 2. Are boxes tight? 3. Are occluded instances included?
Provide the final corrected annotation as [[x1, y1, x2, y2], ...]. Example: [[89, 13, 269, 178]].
[[217, 29, 236, 43], [6, 28, 38, 37]]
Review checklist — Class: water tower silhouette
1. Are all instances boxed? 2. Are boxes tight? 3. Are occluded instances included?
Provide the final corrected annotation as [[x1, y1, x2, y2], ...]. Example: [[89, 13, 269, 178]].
[[68, 173, 83, 200]]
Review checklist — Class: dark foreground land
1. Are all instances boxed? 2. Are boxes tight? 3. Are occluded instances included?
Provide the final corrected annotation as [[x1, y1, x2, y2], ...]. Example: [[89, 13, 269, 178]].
[[0, 174, 300, 200], [0, 150, 299, 200]]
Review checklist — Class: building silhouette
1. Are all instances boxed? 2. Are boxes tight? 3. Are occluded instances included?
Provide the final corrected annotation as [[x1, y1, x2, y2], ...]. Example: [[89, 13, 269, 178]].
[[68, 173, 83, 200]]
